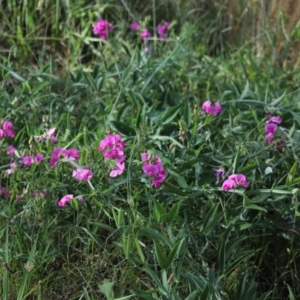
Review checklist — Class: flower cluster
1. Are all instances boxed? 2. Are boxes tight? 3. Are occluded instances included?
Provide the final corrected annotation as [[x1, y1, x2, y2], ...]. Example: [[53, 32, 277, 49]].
[[140, 29, 151, 40], [141, 153, 166, 188], [50, 147, 80, 167], [264, 115, 282, 144], [22, 153, 44, 166], [34, 128, 57, 143], [93, 19, 114, 40], [0, 121, 16, 138], [5, 145, 43, 174], [202, 101, 222, 116], [157, 22, 170, 39], [98, 134, 126, 177], [222, 174, 248, 191]]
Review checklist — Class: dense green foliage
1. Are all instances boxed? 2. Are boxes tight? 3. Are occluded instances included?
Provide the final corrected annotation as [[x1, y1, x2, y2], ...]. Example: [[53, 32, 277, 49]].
[[1, 1, 300, 299]]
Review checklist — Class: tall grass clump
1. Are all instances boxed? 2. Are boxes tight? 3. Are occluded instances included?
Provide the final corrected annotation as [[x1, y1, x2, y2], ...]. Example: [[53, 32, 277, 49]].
[[1, 1, 300, 299]]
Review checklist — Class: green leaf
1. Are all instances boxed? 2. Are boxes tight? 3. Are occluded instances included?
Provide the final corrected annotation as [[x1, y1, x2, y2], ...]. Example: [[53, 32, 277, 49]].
[[164, 239, 181, 269], [185, 291, 199, 300], [201, 204, 223, 235], [71, 198, 79, 211], [161, 103, 182, 124], [110, 121, 136, 136], [167, 200, 183, 223], [164, 182, 186, 196], [183, 101, 191, 127], [153, 201, 167, 223], [154, 240, 167, 269], [99, 279, 114, 300]]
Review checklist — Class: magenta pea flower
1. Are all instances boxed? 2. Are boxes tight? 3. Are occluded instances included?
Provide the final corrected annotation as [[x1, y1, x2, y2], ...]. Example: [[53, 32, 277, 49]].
[[0, 120, 16, 138], [6, 162, 17, 174], [264, 133, 274, 144], [130, 22, 140, 31], [109, 160, 125, 177], [267, 115, 282, 124], [140, 29, 151, 40], [50, 147, 80, 167], [72, 168, 93, 181], [222, 173, 248, 191], [22, 156, 35, 166], [141, 152, 166, 188], [202, 100, 222, 116], [7, 145, 16, 155], [93, 19, 114, 40], [57, 194, 74, 207], [35, 153, 44, 163], [264, 123, 277, 134], [157, 22, 170, 39], [99, 134, 126, 177]]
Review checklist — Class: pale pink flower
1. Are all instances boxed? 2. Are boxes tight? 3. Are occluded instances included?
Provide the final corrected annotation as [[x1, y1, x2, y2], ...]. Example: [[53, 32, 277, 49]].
[[16, 195, 24, 200], [58, 194, 74, 207], [6, 162, 17, 174]]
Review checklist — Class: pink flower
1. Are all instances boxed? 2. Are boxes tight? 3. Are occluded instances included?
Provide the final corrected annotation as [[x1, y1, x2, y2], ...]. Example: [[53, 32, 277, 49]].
[[93, 19, 114, 40], [222, 179, 238, 191], [140, 29, 151, 40], [1, 121, 16, 138], [72, 168, 93, 181], [2, 121, 13, 130], [35, 127, 57, 143], [264, 123, 277, 134], [7, 145, 16, 155], [130, 22, 140, 31], [35, 153, 44, 163], [58, 194, 73, 207], [22, 156, 35, 166], [157, 22, 170, 39], [268, 116, 282, 124], [228, 174, 248, 188], [50, 147, 79, 167], [141, 152, 166, 188], [98, 134, 125, 152], [6, 162, 17, 174], [62, 148, 80, 160], [264, 133, 274, 144], [109, 160, 125, 177], [222, 173, 248, 191], [99, 134, 126, 177], [202, 101, 222, 116]]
